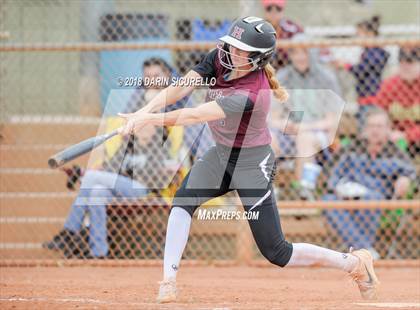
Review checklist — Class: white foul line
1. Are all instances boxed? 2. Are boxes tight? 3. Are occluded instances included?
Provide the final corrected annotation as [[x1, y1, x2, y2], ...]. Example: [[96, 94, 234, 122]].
[[0, 296, 233, 309], [355, 302, 420, 308]]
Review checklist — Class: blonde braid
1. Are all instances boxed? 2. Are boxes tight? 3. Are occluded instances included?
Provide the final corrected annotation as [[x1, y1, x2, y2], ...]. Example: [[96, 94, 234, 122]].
[[264, 63, 288, 102]]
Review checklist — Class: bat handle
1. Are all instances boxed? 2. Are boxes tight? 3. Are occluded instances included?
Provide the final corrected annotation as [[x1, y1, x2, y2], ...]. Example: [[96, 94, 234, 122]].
[[115, 126, 130, 137], [106, 129, 121, 138]]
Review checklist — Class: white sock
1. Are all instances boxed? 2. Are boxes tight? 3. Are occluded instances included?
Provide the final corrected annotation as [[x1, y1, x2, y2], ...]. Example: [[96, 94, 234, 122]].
[[287, 243, 358, 273], [163, 207, 192, 280]]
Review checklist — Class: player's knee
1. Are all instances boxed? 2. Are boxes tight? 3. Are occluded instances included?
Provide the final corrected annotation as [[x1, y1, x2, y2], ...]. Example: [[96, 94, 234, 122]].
[[170, 205, 195, 218], [171, 188, 195, 217], [171, 187, 201, 217], [260, 239, 293, 268]]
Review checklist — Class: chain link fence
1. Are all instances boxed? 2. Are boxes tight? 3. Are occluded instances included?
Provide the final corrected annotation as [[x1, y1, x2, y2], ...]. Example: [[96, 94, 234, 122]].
[[0, 0, 419, 265]]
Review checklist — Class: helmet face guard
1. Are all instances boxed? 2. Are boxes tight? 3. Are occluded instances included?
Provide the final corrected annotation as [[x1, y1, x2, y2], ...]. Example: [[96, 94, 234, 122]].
[[217, 42, 260, 72], [216, 16, 277, 72]]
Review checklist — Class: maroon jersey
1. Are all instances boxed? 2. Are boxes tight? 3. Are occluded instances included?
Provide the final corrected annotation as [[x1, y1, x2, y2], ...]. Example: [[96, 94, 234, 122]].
[[192, 49, 272, 148]]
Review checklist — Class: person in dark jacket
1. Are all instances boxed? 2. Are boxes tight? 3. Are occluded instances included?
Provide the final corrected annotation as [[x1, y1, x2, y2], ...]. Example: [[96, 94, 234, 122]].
[[334, 16, 389, 104]]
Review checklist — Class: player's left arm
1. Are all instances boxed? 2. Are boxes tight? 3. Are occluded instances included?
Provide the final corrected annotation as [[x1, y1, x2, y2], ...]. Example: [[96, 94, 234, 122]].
[[119, 101, 226, 134], [148, 101, 226, 126], [119, 92, 253, 134]]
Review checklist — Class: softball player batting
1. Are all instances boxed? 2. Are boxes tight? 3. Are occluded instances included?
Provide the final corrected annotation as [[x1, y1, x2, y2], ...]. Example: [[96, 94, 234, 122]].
[[119, 16, 379, 303]]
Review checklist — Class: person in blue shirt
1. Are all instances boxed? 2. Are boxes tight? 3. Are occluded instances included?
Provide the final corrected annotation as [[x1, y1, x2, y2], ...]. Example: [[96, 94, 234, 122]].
[[323, 107, 416, 258]]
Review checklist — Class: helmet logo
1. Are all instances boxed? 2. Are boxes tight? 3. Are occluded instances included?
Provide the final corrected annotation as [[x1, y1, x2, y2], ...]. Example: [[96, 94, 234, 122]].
[[243, 16, 263, 24], [231, 26, 245, 40], [255, 23, 265, 33]]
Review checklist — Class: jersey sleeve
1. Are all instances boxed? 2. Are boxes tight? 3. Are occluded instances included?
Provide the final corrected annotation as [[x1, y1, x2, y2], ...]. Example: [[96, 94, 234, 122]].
[[215, 92, 255, 117], [192, 49, 218, 81]]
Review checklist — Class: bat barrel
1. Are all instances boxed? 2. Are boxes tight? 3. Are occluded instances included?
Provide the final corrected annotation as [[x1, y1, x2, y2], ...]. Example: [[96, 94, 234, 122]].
[[48, 156, 62, 169], [48, 150, 75, 169], [47, 130, 119, 169]]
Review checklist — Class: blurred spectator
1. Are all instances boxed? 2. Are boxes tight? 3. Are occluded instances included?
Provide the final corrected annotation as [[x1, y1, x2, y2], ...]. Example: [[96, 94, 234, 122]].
[[43, 57, 183, 258], [271, 34, 342, 198], [262, 0, 303, 70], [334, 16, 389, 104], [373, 47, 420, 155], [324, 107, 416, 258], [128, 57, 186, 113], [175, 18, 231, 74]]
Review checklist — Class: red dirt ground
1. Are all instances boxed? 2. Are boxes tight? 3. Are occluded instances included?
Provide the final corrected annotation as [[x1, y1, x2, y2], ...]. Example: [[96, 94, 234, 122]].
[[0, 266, 419, 310]]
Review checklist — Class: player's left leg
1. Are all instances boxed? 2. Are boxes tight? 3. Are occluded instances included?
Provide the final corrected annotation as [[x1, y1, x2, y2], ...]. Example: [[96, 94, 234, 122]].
[[239, 186, 359, 270], [238, 187, 379, 299], [234, 147, 379, 300], [233, 148, 295, 267]]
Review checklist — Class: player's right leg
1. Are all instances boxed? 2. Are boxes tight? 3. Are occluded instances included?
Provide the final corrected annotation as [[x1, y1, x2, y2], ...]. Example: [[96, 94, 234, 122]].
[[157, 147, 233, 303]]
